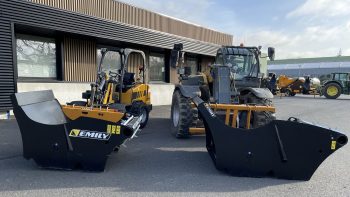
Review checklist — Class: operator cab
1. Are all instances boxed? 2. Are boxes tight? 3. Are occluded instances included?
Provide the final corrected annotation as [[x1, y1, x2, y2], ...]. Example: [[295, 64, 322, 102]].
[[332, 73, 350, 81], [99, 49, 145, 92], [216, 47, 259, 80], [214, 46, 275, 89]]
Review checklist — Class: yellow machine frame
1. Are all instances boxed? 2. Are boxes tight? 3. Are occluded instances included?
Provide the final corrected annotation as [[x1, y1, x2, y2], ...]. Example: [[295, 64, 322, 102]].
[[102, 82, 151, 106], [189, 103, 276, 135], [62, 105, 124, 122]]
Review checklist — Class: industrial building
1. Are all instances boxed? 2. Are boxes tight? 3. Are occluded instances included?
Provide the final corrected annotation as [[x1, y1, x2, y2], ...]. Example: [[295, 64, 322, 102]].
[[268, 56, 350, 78], [0, 0, 233, 112]]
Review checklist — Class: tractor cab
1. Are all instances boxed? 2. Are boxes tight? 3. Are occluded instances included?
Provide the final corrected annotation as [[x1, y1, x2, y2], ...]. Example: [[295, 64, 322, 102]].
[[216, 47, 259, 79], [331, 72, 350, 81], [214, 46, 275, 89]]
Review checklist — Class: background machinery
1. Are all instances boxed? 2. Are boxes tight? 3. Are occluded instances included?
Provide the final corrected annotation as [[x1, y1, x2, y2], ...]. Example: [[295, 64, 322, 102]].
[[170, 43, 276, 138], [321, 72, 350, 99], [276, 75, 321, 96]]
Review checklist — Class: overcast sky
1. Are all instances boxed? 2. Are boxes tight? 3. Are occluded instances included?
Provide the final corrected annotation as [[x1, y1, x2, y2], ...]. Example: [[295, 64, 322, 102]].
[[119, 0, 350, 59]]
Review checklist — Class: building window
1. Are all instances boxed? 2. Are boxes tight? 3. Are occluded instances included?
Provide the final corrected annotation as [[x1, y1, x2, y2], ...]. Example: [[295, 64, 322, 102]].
[[149, 53, 165, 82], [186, 57, 197, 74], [16, 34, 56, 79]]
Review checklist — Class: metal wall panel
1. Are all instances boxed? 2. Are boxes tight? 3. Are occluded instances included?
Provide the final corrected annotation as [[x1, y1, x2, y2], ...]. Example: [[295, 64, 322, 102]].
[[0, 0, 226, 111], [0, 19, 15, 111], [28, 0, 233, 46], [63, 37, 97, 82], [1, 0, 222, 56]]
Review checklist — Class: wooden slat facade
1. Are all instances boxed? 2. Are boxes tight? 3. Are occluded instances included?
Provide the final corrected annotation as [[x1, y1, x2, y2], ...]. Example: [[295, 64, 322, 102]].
[[63, 37, 97, 82], [29, 0, 233, 46], [127, 52, 144, 73], [64, 36, 149, 82], [127, 52, 148, 82]]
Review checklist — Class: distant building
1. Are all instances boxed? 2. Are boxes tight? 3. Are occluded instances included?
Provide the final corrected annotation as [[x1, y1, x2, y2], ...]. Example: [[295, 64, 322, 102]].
[[268, 56, 350, 78]]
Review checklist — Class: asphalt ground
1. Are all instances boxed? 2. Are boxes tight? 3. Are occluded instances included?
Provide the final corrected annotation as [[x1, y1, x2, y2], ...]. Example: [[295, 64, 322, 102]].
[[1, 94, 350, 197]]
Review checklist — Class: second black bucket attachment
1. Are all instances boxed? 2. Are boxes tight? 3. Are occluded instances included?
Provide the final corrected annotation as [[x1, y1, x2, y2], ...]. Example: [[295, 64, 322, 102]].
[[11, 90, 141, 171], [192, 97, 348, 180]]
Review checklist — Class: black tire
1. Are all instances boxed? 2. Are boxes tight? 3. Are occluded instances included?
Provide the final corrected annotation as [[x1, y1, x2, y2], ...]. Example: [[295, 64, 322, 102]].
[[170, 90, 198, 138], [284, 89, 292, 97], [251, 96, 275, 128], [243, 94, 276, 129], [323, 83, 342, 99], [139, 106, 149, 129], [129, 101, 149, 129]]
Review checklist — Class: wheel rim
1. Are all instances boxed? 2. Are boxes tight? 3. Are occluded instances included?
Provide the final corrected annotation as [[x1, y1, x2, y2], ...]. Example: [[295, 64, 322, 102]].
[[327, 86, 338, 96], [140, 108, 147, 124], [172, 102, 180, 127], [285, 90, 290, 96]]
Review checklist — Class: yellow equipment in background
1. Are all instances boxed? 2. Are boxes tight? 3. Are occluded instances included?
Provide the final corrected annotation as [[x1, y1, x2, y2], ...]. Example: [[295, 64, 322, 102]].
[[277, 75, 320, 96]]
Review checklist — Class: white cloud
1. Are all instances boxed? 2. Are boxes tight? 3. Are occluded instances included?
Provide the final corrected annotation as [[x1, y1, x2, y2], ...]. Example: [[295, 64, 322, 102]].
[[119, 0, 216, 28], [119, 0, 350, 59], [345, 49, 350, 55], [287, 0, 350, 18], [240, 24, 350, 59]]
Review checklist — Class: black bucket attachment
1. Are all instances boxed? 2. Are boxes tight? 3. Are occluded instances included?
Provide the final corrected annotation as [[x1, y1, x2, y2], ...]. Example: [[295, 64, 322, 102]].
[[192, 97, 348, 180], [11, 90, 140, 171]]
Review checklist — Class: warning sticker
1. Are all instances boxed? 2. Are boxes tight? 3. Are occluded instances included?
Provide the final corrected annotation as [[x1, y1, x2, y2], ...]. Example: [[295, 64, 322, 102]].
[[331, 140, 336, 150], [106, 124, 121, 135], [69, 129, 111, 141]]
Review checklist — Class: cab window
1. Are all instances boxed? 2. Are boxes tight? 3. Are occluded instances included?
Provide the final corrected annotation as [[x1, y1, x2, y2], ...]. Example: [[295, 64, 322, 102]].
[[334, 73, 348, 81], [215, 53, 224, 65]]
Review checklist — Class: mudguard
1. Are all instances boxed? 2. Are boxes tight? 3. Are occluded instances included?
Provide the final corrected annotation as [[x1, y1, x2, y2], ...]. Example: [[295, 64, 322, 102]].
[[241, 87, 274, 99], [11, 90, 137, 171], [175, 84, 201, 98], [192, 96, 347, 180]]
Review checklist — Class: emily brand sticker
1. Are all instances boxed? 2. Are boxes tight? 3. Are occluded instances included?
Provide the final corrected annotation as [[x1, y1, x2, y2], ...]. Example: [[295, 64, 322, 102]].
[[69, 129, 111, 141]]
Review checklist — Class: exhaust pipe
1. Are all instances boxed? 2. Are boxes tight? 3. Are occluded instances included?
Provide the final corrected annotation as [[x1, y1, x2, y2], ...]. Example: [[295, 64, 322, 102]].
[[121, 114, 143, 138]]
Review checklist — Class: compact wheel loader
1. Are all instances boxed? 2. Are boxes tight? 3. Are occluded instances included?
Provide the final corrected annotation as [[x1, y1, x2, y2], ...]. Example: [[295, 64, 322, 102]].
[[70, 48, 152, 128], [169, 43, 348, 180], [11, 47, 151, 171]]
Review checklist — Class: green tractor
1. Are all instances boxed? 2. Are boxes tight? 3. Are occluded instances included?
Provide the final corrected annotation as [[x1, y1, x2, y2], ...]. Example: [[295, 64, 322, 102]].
[[321, 72, 350, 99]]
